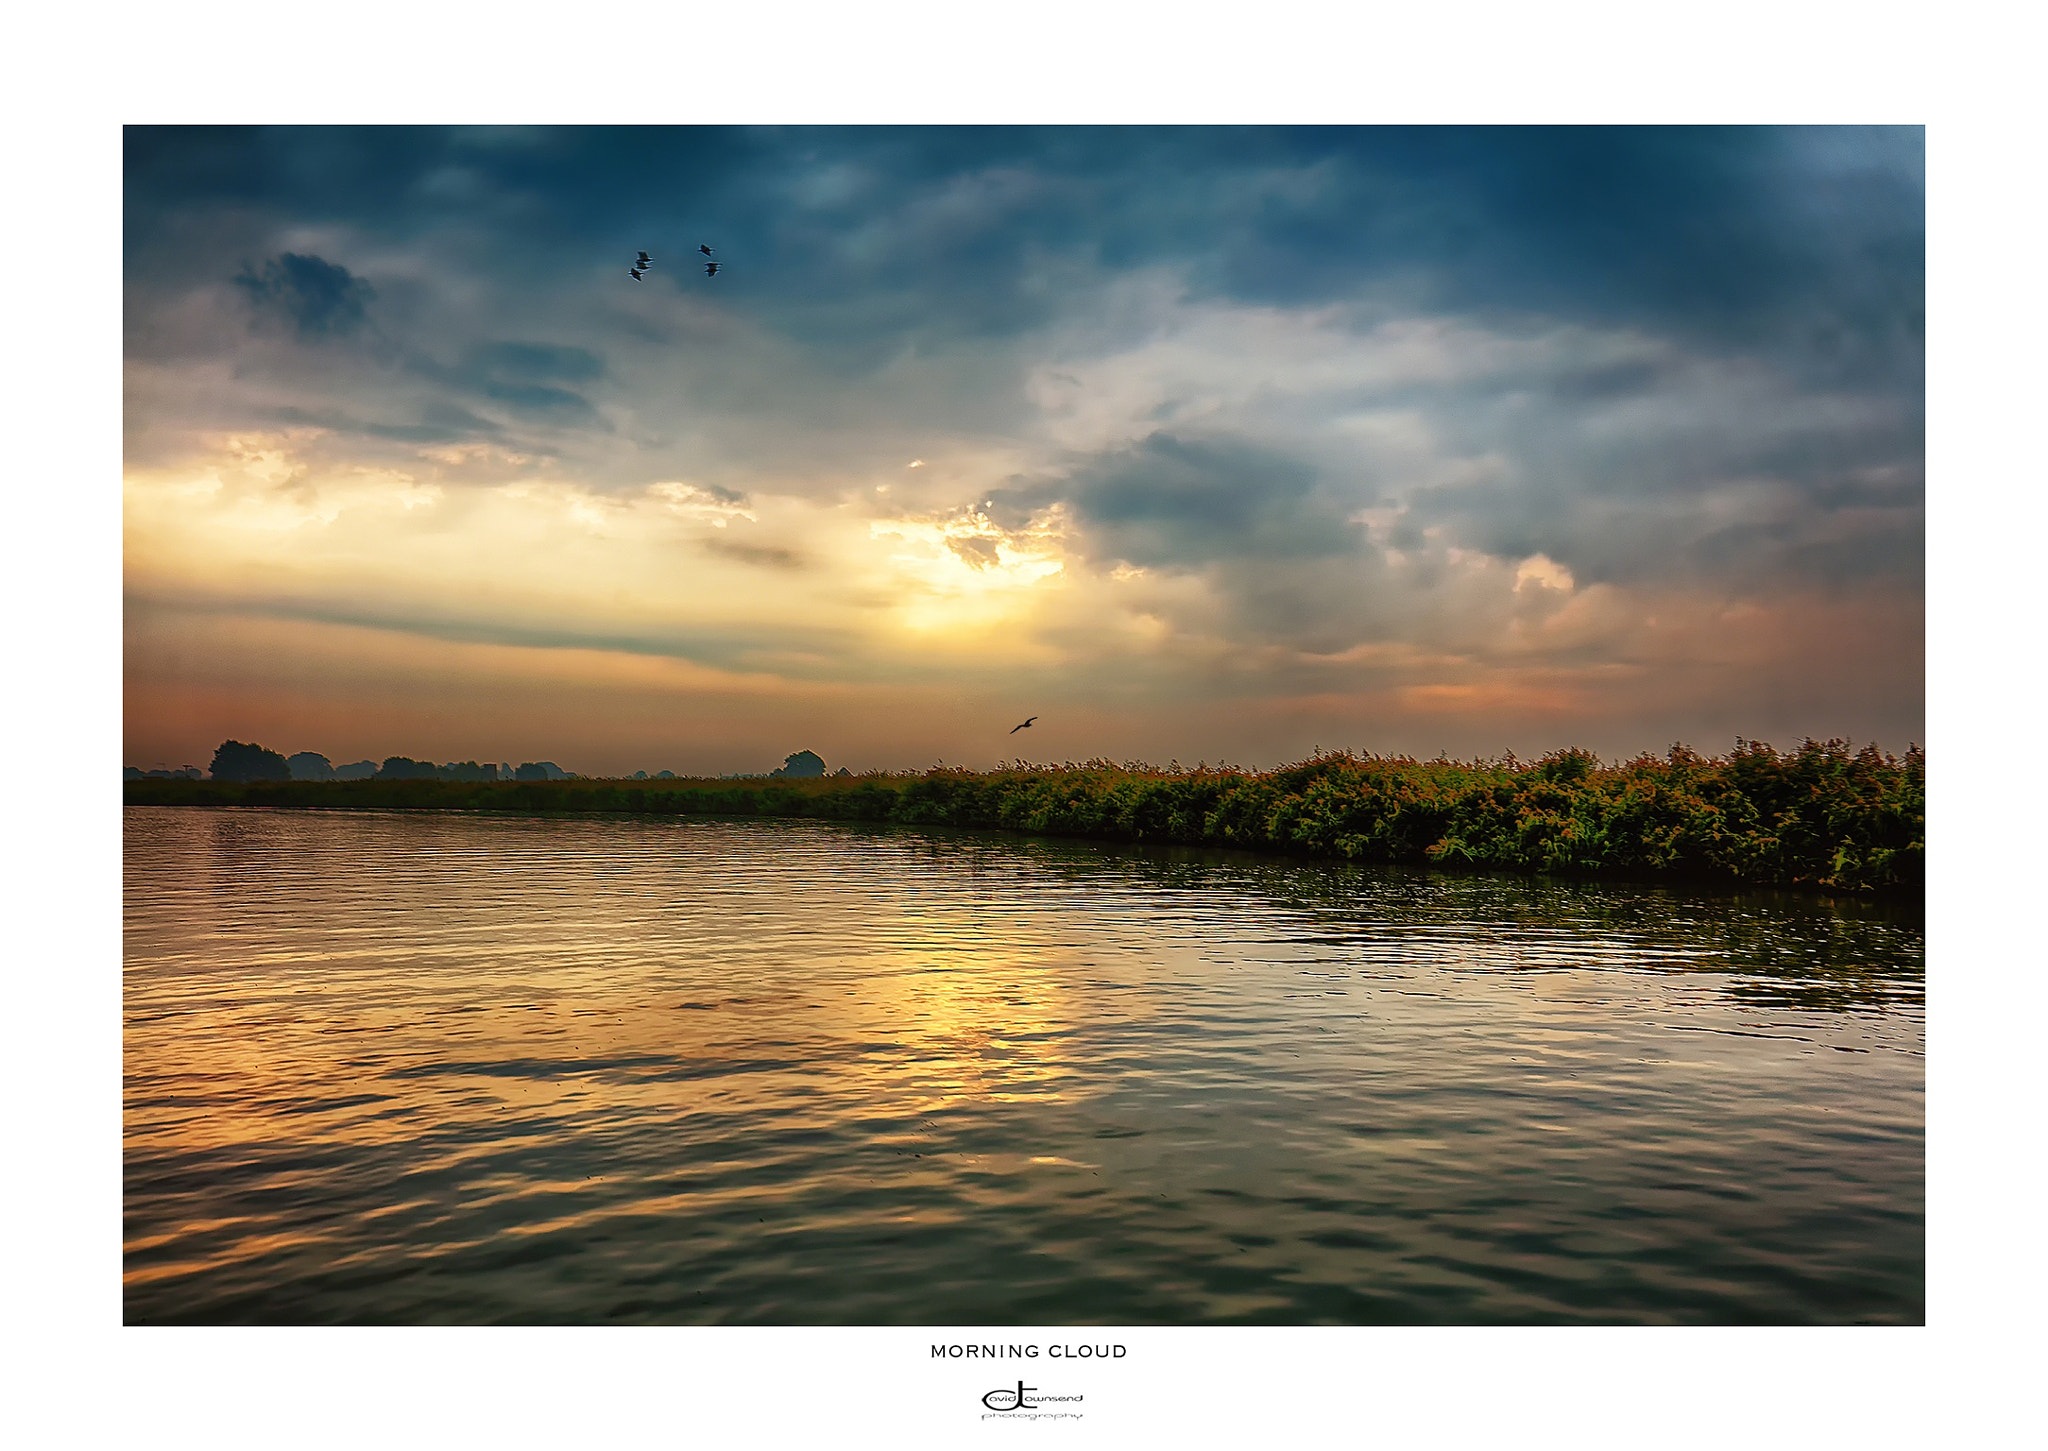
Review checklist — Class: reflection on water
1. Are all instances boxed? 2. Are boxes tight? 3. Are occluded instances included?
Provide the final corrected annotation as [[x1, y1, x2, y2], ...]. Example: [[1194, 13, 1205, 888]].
[[124, 807, 1922, 1324]]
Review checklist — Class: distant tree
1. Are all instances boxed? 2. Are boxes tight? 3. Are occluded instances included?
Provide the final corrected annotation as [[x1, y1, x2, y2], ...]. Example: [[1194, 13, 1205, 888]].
[[435, 761, 497, 781], [377, 756, 438, 780], [333, 760, 378, 780], [514, 761, 567, 781], [124, 766, 141, 780], [655, 770, 676, 779], [771, 750, 827, 779], [832, 766, 852, 777], [632, 770, 649, 780], [210, 740, 290, 781], [287, 752, 335, 781]]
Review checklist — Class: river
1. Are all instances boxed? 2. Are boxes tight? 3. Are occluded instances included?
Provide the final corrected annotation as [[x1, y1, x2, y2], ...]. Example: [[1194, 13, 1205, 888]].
[[123, 806, 1922, 1324]]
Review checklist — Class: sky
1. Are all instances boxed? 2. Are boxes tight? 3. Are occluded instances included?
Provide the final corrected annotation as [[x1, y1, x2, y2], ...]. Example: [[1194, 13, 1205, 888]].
[[123, 125, 1924, 777]]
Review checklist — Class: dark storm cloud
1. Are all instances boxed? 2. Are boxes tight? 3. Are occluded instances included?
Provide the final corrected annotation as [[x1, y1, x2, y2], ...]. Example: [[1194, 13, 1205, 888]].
[[132, 126, 1920, 359], [692, 124, 1917, 382], [1041, 432, 1361, 570], [126, 126, 1925, 424], [1210, 128, 1920, 362], [1384, 346, 1924, 594], [233, 252, 374, 338], [126, 124, 1921, 603]]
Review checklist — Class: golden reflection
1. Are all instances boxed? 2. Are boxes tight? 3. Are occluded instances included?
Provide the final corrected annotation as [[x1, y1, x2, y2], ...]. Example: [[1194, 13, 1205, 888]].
[[867, 958, 1075, 1106], [123, 923, 1105, 1191]]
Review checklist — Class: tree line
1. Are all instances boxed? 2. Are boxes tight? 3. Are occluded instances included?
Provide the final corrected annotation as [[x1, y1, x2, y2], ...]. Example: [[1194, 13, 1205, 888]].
[[124, 738, 1924, 896], [195, 740, 571, 784]]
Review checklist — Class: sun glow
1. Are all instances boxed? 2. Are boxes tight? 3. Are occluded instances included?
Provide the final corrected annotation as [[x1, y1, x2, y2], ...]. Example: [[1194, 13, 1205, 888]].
[[867, 506, 1068, 636]]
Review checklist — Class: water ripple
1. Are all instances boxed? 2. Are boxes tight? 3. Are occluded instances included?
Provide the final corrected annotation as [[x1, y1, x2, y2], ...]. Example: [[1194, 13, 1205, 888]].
[[125, 807, 1921, 1324]]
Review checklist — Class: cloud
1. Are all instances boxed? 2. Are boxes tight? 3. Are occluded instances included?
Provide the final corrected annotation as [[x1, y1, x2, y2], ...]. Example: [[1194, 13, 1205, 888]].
[[233, 252, 374, 338], [702, 537, 806, 570], [1006, 431, 1362, 571], [651, 481, 754, 524], [400, 339, 609, 426], [946, 535, 1001, 569], [463, 340, 605, 386]]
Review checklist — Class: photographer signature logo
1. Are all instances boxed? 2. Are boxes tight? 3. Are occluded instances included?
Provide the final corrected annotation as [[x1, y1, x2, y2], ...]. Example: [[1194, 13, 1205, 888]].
[[980, 1381, 1085, 1420]]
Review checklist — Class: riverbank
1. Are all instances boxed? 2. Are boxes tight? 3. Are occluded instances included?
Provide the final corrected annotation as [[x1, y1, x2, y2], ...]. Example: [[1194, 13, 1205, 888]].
[[123, 739, 1922, 897]]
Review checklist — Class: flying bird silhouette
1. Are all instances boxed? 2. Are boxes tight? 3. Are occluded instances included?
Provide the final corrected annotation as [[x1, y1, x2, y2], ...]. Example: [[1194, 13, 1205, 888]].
[[699, 244, 714, 257], [704, 261, 721, 277], [637, 251, 653, 266], [1009, 716, 1037, 734], [628, 267, 644, 280]]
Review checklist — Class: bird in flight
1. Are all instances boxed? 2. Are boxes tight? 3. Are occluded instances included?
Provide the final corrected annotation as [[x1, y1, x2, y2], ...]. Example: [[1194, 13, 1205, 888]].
[[637, 251, 653, 267], [628, 266, 644, 280], [699, 244, 714, 257], [1009, 716, 1038, 734], [704, 260, 721, 277]]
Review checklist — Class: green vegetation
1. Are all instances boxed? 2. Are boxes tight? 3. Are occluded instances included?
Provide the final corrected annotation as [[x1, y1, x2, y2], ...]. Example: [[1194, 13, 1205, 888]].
[[125, 738, 1923, 896]]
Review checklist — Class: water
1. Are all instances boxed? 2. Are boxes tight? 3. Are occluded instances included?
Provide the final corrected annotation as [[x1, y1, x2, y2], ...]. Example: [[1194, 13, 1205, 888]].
[[123, 806, 1923, 1325]]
